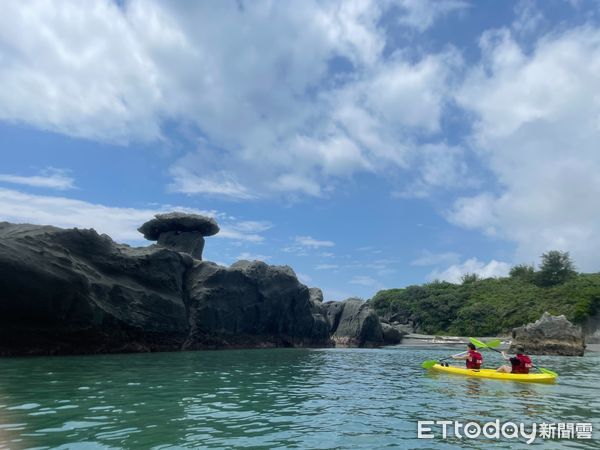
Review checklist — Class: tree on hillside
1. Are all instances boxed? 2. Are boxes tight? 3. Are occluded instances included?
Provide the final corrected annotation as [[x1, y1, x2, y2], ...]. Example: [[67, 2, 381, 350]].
[[509, 264, 535, 282], [460, 273, 480, 284], [536, 250, 577, 287]]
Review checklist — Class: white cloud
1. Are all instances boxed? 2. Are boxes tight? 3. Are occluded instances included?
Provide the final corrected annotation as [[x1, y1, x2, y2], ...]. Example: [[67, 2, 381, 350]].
[[429, 258, 511, 283], [349, 275, 382, 288], [235, 252, 271, 262], [454, 26, 600, 271], [0, 0, 168, 142], [315, 264, 339, 270], [411, 250, 460, 267], [397, 0, 468, 32], [296, 272, 313, 285], [394, 143, 474, 198], [0, 187, 268, 244], [168, 166, 257, 200], [0, 1, 463, 199], [295, 236, 335, 248], [282, 235, 335, 256], [226, 221, 273, 234], [446, 193, 497, 235], [0, 168, 74, 190], [512, 0, 545, 36]]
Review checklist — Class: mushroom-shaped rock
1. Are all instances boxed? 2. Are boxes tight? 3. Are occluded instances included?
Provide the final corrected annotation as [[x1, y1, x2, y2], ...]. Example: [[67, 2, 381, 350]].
[[138, 212, 219, 260]]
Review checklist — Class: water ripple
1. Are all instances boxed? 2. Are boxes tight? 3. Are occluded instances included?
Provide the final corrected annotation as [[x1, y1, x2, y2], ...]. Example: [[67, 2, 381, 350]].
[[0, 348, 598, 449]]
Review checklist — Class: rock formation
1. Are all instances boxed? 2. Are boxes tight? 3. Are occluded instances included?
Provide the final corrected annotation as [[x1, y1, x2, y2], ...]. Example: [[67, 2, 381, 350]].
[[583, 311, 600, 344], [183, 260, 330, 349], [322, 299, 385, 347], [380, 322, 404, 344], [0, 214, 398, 356], [510, 312, 586, 356], [138, 212, 219, 260], [0, 216, 334, 356], [309, 287, 324, 303], [0, 222, 191, 355]]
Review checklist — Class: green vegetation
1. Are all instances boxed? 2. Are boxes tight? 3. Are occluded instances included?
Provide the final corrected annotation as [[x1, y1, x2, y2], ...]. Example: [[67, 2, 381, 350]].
[[369, 251, 600, 336], [536, 250, 577, 287]]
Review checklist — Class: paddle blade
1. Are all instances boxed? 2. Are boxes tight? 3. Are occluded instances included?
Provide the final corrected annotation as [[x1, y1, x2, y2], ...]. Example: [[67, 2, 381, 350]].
[[422, 360, 438, 369], [469, 337, 487, 348], [538, 367, 558, 377], [485, 339, 501, 348]]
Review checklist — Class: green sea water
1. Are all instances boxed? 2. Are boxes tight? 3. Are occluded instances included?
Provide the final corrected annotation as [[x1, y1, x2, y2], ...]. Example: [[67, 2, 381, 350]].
[[0, 347, 598, 449]]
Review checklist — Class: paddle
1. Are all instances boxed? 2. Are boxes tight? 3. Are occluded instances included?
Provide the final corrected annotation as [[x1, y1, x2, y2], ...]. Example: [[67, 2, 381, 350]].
[[469, 337, 558, 377], [421, 339, 501, 369]]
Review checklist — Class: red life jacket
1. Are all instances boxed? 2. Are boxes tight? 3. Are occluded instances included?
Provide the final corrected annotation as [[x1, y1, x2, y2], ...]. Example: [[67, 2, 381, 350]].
[[511, 354, 532, 374], [466, 349, 483, 369]]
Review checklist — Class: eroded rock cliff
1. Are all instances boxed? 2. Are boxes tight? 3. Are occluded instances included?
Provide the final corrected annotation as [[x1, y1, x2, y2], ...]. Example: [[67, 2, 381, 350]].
[[0, 218, 339, 355]]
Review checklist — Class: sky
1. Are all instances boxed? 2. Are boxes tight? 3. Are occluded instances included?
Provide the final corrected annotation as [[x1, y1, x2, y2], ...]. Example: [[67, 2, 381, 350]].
[[1, 0, 600, 300]]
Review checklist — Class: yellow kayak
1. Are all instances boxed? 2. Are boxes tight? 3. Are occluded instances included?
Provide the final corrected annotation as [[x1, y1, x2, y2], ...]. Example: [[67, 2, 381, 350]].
[[429, 364, 557, 384]]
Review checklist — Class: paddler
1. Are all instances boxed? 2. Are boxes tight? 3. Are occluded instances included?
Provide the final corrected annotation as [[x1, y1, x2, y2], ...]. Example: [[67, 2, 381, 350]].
[[496, 345, 533, 373], [451, 343, 483, 369]]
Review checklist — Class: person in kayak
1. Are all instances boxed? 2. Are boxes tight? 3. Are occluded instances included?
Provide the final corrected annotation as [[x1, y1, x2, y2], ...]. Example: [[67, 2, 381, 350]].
[[451, 343, 483, 369], [496, 346, 533, 373]]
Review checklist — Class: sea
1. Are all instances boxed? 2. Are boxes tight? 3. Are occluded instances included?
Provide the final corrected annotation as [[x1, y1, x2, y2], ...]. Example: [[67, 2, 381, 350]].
[[0, 346, 598, 449]]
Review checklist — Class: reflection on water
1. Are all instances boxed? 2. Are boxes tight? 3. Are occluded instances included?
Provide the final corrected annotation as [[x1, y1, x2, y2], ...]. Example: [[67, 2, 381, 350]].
[[0, 347, 598, 449]]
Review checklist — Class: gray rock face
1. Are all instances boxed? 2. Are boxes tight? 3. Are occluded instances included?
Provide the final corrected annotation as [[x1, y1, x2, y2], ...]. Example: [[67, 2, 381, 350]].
[[157, 230, 206, 260], [0, 222, 333, 355], [183, 261, 331, 349], [511, 312, 586, 356], [0, 222, 191, 355], [583, 311, 600, 344], [138, 212, 219, 260], [381, 323, 404, 344], [309, 287, 324, 303], [322, 299, 384, 347]]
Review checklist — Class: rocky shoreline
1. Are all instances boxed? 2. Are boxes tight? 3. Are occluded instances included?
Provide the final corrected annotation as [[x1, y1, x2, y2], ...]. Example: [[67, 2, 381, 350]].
[[1, 213, 593, 357], [0, 214, 402, 356]]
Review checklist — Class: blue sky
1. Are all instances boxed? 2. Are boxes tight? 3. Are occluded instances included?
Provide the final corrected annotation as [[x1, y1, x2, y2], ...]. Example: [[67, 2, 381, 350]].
[[1, 0, 600, 300]]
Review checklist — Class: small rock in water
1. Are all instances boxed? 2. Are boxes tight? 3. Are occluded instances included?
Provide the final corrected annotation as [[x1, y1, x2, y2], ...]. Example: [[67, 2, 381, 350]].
[[511, 311, 585, 356]]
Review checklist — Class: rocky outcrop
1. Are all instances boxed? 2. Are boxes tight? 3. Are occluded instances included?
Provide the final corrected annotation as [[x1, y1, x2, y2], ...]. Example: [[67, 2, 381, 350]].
[[322, 299, 384, 347], [138, 212, 219, 260], [0, 222, 191, 355], [309, 287, 324, 304], [511, 312, 586, 356], [183, 260, 331, 349], [0, 217, 332, 356], [380, 322, 404, 344], [583, 311, 600, 344]]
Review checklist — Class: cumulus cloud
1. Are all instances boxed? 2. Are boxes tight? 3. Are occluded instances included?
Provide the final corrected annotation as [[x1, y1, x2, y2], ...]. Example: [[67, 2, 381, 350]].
[[0, 187, 269, 243], [0, 0, 465, 199], [453, 26, 600, 271], [0, 168, 75, 190], [396, 0, 469, 32], [394, 143, 473, 198], [429, 258, 511, 283], [168, 166, 257, 200]]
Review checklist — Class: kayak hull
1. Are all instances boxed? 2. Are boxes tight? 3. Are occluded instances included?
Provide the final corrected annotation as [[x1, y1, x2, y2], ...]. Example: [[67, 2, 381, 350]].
[[429, 364, 557, 384]]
